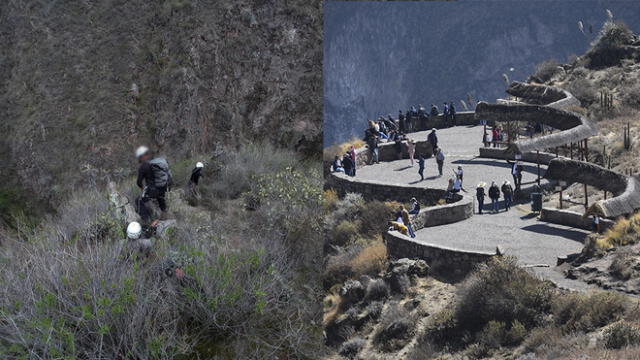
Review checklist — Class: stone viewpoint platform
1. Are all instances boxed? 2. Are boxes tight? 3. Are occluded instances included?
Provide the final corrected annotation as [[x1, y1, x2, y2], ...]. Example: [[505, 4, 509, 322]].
[[329, 125, 598, 292]]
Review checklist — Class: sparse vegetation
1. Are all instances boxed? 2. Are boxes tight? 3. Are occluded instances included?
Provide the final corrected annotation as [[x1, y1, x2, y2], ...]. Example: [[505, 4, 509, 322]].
[[0, 146, 325, 359], [533, 59, 562, 82]]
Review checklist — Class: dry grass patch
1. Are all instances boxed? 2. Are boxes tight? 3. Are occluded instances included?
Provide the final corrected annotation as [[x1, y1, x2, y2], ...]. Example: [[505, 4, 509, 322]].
[[350, 238, 388, 278]]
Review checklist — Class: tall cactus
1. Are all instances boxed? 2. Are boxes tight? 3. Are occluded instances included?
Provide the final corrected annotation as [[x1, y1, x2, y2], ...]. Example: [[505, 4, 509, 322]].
[[600, 90, 613, 111]]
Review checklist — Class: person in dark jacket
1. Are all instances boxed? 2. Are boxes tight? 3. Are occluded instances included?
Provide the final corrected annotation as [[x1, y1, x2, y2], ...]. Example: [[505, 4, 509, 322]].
[[342, 153, 354, 176], [501, 180, 514, 211], [427, 128, 438, 152], [449, 102, 456, 126], [418, 154, 426, 181], [442, 102, 450, 125], [365, 129, 379, 164], [398, 110, 406, 133], [476, 182, 486, 214], [188, 162, 204, 198], [394, 134, 404, 160], [135, 146, 170, 224], [488, 181, 501, 213]]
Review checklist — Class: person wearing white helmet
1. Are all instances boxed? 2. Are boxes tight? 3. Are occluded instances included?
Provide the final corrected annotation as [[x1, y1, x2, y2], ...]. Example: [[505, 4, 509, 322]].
[[188, 161, 205, 198], [135, 146, 172, 224], [125, 221, 152, 258]]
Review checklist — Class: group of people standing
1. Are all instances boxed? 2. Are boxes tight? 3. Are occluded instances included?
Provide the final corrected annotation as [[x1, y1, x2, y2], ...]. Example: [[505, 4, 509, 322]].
[[475, 180, 514, 214]]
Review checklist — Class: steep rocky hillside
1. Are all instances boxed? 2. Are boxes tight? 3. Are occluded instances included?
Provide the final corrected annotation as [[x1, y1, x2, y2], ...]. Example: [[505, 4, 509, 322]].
[[0, 0, 322, 212]]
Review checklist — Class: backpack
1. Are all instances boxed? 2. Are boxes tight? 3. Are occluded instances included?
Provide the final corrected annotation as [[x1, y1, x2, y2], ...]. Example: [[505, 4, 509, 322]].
[[149, 157, 172, 188]]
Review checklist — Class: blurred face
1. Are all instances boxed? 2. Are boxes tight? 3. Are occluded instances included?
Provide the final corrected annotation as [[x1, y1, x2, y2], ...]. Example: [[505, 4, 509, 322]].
[[139, 153, 151, 163]]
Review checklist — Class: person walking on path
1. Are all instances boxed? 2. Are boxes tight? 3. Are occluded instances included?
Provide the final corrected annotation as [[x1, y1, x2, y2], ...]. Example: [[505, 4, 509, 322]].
[[349, 145, 357, 176], [435, 148, 445, 176], [476, 182, 486, 214], [592, 214, 601, 233], [427, 128, 438, 152], [508, 159, 524, 190], [483, 130, 490, 147], [400, 205, 416, 238], [409, 197, 420, 215], [488, 181, 501, 213], [501, 180, 514, 211], [418, 154, 426, 181], [407, 138, 416, 166]]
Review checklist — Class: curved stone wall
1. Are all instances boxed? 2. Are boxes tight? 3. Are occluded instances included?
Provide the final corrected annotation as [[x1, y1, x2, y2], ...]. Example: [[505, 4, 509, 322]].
[[384, 231, 498, 274]]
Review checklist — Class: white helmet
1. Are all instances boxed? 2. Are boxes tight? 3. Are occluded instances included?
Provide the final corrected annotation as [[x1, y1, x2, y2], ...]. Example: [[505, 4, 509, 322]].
[[127, 221, 142, 240], [135, 146, 149, 159], [196, 162, 204, 168]]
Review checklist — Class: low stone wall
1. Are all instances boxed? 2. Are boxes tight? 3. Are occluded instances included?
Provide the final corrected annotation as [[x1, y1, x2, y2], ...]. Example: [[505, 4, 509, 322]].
[[413, 111, 477, 131], [411, 197, 473, 230], [354, 138, 433, 168], [478, 147, 557, 165], [328, 172, 461, 204], [540, 207, 615, 231], [384, 231, 498, 274]]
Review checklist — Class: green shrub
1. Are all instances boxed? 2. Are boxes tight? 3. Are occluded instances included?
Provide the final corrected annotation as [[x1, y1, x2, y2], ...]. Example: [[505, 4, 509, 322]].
[[552, 291, 628, 333], [456, 257, 554, 332], [358, 200, 397, 238], [332, 220, 360, 247], [604, 321, 640, 349], [586, 20, 635, 68]]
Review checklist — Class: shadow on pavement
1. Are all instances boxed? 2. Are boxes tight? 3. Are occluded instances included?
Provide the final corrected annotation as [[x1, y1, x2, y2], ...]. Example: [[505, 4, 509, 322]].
[[394, 166, 412, 171], [520, 224, 588, 243]]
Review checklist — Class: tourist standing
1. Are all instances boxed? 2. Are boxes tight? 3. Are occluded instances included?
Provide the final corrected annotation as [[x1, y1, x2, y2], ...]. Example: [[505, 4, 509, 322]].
[[443, 102, 449, 125], [418, 154, 425, 181], [488, 181, 501, 213], [366, 131, 379, 164], [476, 182, 486, 214], [430, 104, 439, 117], [492, 127, 500, 147], [399, 110, 406, 133], [407, 138, 416, 166], [342, 153, 354, 176], [394, 134, 404, 160], [435, 148, 445, 176], [427, 128, 438, 152], [501, 180, 513, 211], [449, 101, 456, 126], [349, 145, 357, 176], [592, 214, 601, 233]]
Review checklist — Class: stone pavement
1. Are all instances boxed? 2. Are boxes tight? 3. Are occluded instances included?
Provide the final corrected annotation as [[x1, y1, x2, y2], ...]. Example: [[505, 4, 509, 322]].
[[414, 204, 595, 291], [351, 125, 596, 291], [355, 126, 550, 191]]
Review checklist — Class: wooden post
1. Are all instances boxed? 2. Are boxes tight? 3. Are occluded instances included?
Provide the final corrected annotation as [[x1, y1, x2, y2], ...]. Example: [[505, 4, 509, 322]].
[[559, 188, 563, 209], [570, 142, 573, 159], [536, 150, 541, 186], [584, 138, 589, 162], [584, 184, 589, 210]]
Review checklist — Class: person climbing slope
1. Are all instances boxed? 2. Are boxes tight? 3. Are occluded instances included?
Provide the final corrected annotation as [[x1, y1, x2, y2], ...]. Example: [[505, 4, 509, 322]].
[[135, 146, 172, 224], [188, 162, 205, 198]]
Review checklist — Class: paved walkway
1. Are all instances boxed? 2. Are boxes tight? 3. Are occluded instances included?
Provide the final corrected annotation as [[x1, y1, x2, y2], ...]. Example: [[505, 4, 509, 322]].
[[356, 126, 550, 191], [349, 126, 596, 291]]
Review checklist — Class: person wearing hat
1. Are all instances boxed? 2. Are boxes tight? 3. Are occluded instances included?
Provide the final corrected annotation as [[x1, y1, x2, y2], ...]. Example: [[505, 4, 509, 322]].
[[408, 197, 420, 215], [476, 182, 486, 214], [125, 221, 153, 259], [407, 138, 416, 166], [501, 180, 514, 211], [188, 161, 205, 198]]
